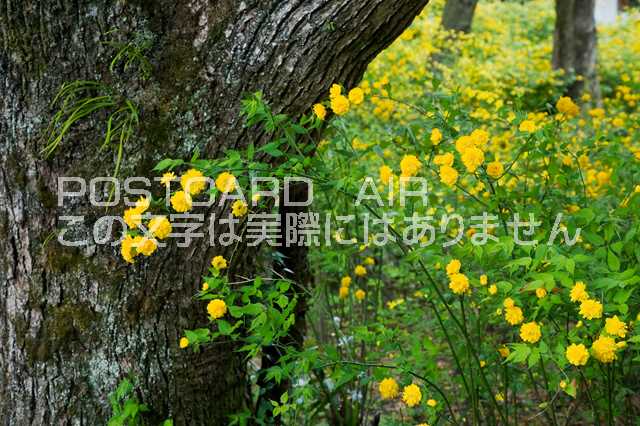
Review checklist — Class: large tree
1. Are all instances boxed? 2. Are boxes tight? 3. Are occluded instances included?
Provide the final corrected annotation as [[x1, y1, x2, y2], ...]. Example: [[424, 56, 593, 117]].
[[441, 0, 479, 33], [552, 0, 601, 101], [0, 0, 429, 424]]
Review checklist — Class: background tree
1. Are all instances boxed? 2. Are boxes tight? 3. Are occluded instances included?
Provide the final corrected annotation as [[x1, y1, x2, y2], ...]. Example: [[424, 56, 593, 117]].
[[552, 0, 602, 101], [441, 0, 480, 33], [0, 0, 429, 424]]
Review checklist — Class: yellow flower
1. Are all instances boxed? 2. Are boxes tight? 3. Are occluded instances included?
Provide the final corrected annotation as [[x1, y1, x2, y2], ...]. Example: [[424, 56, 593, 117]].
[[430, 128, 443, 145], [148, 216, 172, 240], [570, 281, 589, 302], [231, 200, 248, 217], [503, 297, 515, 308], [160, 171, 176, 187], [179, 337, 189, 349], [434, 152, 454, 167], [461, 147, 484, 173], [591, 335, 617, 363], [379, 165, 394, 183], [470, 129, 489, 146], [215, 172, 237, 193], [455, 135, 475, 153], [313, 103, 327, 120], [121, 234, 137, 264], [427, 399, 437, 407], [355, 289, 366, 300], [202, 282, 209, 291], [496, 392, 504, 402], [519, 120, 537, 132], [559, 380, 567, 389], [364, 257, 375, 266], [565, 343, 589, 366], [354, 265, 367, 277], [498, 346, 510, 358], [488, 284, 498, 295], [348, 87, 365, 105], [135, 237, 157, 256], [505, 306, 524, 325], [329, 83, 342, 99], [123, 207, 144, 229], [135, 196, 151, 212], [604, 316, 627, 338], [402, 384, 422, 407], [211, 255, 228, 271], [520, 321, 541, 343], [379, 378, 399, 399], [536, 287, 547, 299], [446, 259, 461, 275], [579, 299, 603, 320], [480, 274, 488, 285], [556, 96, 580, 117], [341, 276, 352, 287], [330, 95, 350, 115], [449, 273, 469, 295], [207, 299, 227, 319], [170, 191, 192, 212], [486, 161, 504, 179], [400, 155, 422, 177], [180, 168, 206, 195], [339, 286, 349, 299], [439, 165, 459, 187]]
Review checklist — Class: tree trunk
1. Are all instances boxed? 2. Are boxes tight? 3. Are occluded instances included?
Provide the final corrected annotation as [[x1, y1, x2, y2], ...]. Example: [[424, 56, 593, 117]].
[[552, 0, 601, 101], [441, 0, 479, 33], [0, 0, 428, 424]]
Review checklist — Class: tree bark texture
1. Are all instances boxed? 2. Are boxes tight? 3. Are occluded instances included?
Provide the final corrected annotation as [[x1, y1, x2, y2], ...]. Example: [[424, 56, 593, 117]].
[[441, 0, 479, 33], [0, 0, 429, 424], [552, 0, 601, 101]]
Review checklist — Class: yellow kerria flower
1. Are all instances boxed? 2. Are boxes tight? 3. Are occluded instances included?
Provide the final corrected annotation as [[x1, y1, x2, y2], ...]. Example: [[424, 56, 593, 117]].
[[339, 286, 349, 299], [179, 337, 189, 349], [379, 165, 394, 184], [486, 161, 504, 179], [341, 276, 352, 287], [488, 284, 498, 295], [449, 273, 469, 295], [400, 154, 422, 177], [348, 87, 365, 105], [505, 306, 524, 325], [402, 384, 422, 407], [591, 335, 617, 363], [354, 265, 367, 277], [430, 128, 443, 145], [207, 299, 227, 319], [379, 378, 399, 399], [355, 289, 366, 300], [604, 316, 627, 338], [120, 234, 137, 264], [570, 281, 589, 302], [427, 399, 437, 407], [135, 196, 151, 212], [329, 83, 342, 99], [330, 95, 350, 115], [579, 298, 603, 320], [211, 255, 228, 271], [160, 171, 176, 187], [439, 165, 459, 187], [446, 259, 461, 275], [536, 287, 547, 298], [480, 274, 488, 285], [135, 237, 157, 256], [519, 120, 537, 132], [215, 172, 237, 193], [503, 297, 515, 308], [231, 200, 248, 217], [434, 152, 454, 167], [364, 257, 375, 266], [520, 321, 541, 343], [170, 190, 192, 212], [313, 103, 327, 120], [461, 146, 484, 173], [565, 343, 589, 366], [556, 96, 580, 117], [498, 346, 510, 358], [148, 216, 172, 240], [123, 206, 144, 229], [180, 168, 206, 195]]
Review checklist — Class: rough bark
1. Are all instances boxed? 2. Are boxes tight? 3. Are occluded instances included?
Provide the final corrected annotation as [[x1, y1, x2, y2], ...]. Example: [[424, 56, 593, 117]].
[[441, 0, 479, 33], [552, 0, 601, 101], [0, 0, 429, 424]]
